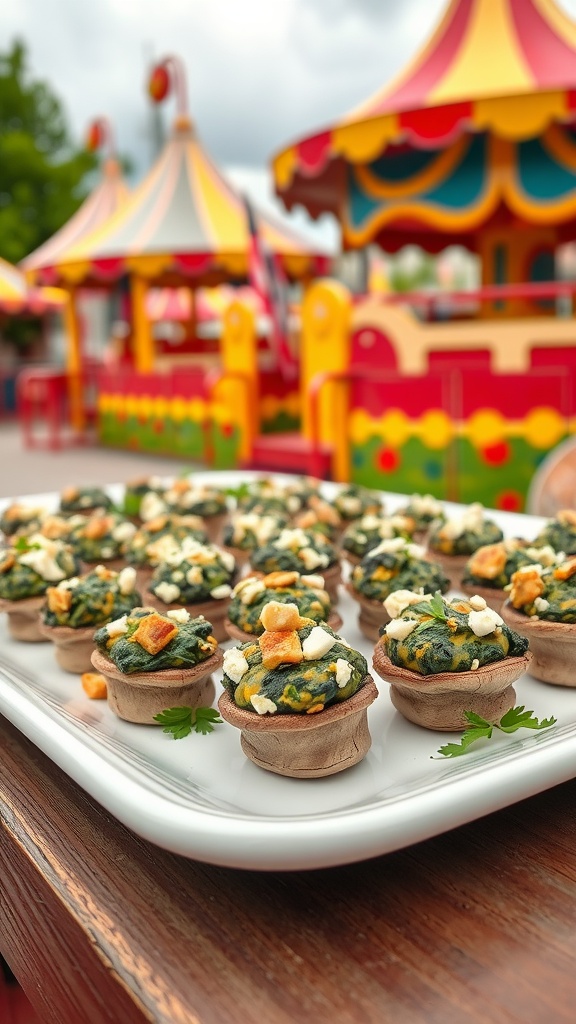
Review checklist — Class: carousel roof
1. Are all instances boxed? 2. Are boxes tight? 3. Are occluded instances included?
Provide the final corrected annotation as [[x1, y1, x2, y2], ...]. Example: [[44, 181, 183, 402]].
[[273, 0, 576, 220], [50, 116, 328, 289], [21, 158, 129, 286], [0, 257, 65, 315]]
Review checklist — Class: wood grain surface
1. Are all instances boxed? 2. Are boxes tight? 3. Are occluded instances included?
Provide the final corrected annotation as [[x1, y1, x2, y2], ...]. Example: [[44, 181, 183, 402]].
[[1, 714, 576, 1024]]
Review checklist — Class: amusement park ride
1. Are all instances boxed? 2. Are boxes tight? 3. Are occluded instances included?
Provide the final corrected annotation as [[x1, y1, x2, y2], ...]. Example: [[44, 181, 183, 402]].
[[17, 0, 576, 511]]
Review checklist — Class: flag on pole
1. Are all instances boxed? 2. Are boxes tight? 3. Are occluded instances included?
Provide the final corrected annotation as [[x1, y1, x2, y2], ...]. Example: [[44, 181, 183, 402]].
[[244, 196, 298, 381]]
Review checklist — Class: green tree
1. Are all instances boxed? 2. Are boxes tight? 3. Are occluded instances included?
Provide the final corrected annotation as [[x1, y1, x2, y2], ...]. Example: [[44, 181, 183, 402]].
[[0, 39, 96, 265]]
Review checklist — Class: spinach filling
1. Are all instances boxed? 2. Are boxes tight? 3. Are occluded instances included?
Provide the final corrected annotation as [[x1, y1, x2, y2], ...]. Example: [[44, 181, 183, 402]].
[[351, 549, 449, 602], [251, 531, 336, 575], [382, 597, 528, 675], [223, 621, 368, 715], [532, 515, 576, 556], [228, 583, 331, 634], [42, 569, 141, 628], [429, 519, 503, 556], [59, 486, 113, 513], [94, 608, 217, 674], [150, 549, 234, 603], [0, 546, 79, 601]]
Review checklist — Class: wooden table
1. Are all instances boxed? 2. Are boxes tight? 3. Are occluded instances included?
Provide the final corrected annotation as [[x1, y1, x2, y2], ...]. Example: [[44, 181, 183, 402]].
[[1, 714, 576, 1024]]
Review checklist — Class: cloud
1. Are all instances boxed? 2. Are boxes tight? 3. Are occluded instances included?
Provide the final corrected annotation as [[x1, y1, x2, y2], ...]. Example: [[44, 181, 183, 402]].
[[5, 0, 576, 248]]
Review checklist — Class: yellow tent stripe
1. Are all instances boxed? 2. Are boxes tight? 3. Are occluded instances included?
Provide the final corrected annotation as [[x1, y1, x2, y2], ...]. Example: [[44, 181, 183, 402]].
[[430, 0, 534, 104], [189, 142, 245, 250]]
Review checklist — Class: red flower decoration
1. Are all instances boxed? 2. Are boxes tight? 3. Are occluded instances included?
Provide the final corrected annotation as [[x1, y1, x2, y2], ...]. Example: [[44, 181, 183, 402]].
[[496, 491, 523, 512], [222, 422, 234, 438], [377, 447, 400, 473], [481, 440, 510, 466]]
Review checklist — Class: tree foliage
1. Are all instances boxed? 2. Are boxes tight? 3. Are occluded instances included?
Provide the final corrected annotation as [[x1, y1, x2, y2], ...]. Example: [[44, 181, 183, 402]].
[[0, 40, 96, 265]]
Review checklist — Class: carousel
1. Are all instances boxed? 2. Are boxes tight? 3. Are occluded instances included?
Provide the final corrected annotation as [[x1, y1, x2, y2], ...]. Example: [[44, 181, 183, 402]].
[[28, 57, 328, 462], [269, 0, 576, 510]]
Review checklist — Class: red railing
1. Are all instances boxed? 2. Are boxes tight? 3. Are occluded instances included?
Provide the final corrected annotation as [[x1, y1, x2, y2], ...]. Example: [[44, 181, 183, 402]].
[[374, 280, 576, 318], [17, 367, 99, 450]]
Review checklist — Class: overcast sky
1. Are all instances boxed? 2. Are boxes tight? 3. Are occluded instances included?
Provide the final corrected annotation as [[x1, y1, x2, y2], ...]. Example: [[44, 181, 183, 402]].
[[5, 0, 576, 250]]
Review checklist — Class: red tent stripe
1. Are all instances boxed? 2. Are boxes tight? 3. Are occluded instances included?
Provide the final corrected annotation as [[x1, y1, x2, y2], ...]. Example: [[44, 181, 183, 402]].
[[509, 0, 576, 86], [377, 0, 474, 113]]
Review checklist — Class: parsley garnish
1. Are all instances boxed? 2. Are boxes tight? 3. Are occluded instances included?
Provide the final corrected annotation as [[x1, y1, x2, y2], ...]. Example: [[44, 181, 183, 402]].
[[153, 706, 223, 739], [411, 590, 449, 635], [223, 483, 251, 501], [435, 705, 556, 758], [14, 536, 41, 552]]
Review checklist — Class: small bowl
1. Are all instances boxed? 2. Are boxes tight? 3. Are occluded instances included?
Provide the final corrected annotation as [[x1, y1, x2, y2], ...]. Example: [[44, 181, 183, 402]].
[[218, 676, 378, 778], [425, 550, 469, 592], [91, 647, 223, 724], [372, 645, 531, 731], [0, 595, 47, 642], [224, 610, 344, 645], [143, 590, 231, 643], [318, 561, 342, 605], [39, 623, 99, 674], [200, 512, 229, 545], [501, 602, 576, 687], [345, 583, 390, 642]]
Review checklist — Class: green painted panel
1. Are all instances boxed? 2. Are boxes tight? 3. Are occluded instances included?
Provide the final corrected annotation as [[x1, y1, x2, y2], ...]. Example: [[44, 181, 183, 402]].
[[350, 436, 450, 498]]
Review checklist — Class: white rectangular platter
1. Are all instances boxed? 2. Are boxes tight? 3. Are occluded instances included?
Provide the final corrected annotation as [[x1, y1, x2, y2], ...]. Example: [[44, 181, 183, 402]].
[[1, 472, 575, 872]]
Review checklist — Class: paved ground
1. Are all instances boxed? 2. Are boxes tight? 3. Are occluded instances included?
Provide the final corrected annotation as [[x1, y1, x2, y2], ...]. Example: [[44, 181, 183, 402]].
[[0, 423, 203, 498]]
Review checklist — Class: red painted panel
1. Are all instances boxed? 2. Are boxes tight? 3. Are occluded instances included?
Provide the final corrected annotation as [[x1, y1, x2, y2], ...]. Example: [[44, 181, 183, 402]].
[[531, 346, 576, 370], [428, 349, 492, 370], [350, 327, 397, 371], [459, 368, 570, 418], [350, 371, 448, 418]]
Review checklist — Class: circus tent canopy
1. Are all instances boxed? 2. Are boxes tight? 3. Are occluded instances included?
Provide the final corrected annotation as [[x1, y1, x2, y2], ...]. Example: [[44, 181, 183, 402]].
[[272, 0, 576, 250], [0, 257, 64, 315], [50, 115, 329, 290], [21, 157, 129, 286]]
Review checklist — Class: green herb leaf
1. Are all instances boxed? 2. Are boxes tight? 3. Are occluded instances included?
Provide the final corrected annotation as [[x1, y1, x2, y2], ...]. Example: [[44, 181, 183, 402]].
[[154, 706, 195, 739], [436, 724, 493, 758], [14, 537, 41, 552], [153, 705, 222, 739], [429, 591, 448, 621], [434, 704, 556, 758], [463, 710, 491, 729], [497, 705, 557, 734], [224, 483, 251, 501], [193, 707, 223, 735]]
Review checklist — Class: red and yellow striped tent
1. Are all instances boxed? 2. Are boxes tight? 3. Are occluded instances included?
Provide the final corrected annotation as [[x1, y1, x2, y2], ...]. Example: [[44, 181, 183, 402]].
[[0, 257, 65, 315], [273, 0, 576, 258], [50, 115, 327, 289], [21, 158, 129, 286]]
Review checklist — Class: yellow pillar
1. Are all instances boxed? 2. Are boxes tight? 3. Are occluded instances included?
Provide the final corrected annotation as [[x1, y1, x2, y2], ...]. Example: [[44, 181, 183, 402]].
[[131, 275, 155, 373], [63, 287, 84, 433], [300, 280, 351, 481], [216, 300, 258, 460]]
